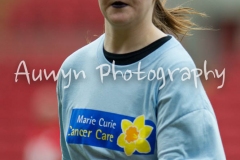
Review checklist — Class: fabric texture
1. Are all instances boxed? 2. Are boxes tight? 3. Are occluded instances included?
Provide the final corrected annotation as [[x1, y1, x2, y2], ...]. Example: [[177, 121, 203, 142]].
[[57, 34, 226, 160]]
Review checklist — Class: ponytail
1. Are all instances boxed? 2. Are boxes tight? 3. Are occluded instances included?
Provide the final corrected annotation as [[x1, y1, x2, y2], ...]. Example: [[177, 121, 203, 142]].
[[153, 0, 207, 38]]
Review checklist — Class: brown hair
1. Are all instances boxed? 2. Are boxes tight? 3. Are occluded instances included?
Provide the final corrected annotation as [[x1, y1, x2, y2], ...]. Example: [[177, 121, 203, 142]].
[[153, 0, 207, 38]]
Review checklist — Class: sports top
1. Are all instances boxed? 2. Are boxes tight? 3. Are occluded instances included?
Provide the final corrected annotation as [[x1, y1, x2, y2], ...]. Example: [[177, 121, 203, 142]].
[[57, 34, 226, 160]]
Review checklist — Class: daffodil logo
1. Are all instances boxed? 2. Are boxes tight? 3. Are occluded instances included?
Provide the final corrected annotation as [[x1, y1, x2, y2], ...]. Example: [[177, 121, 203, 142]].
[[117, 115, 153, 156]]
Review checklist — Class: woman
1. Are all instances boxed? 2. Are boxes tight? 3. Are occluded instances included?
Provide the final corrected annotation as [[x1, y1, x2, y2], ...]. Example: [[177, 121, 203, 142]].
[[57, 0, 226, 159]]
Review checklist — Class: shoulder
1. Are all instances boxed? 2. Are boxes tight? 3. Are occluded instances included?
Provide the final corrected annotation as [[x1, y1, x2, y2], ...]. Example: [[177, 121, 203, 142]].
[[60, 34, 104, 70], [150, 35, 196, 75], [155, 36, 214, 114]]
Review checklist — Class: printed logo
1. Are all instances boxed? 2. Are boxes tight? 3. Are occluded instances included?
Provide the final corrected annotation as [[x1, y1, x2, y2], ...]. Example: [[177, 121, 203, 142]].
[[66, 109, 156, 156], [117, 115, 153, 156]]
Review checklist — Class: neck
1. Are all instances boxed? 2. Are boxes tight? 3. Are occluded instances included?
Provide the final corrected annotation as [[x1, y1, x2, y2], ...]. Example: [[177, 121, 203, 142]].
[[104, 20, 166, 54]]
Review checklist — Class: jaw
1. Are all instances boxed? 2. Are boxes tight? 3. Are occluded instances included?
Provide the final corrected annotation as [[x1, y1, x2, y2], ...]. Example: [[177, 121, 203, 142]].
[[104, 7, 134, 27], [101, 0, 155, 30]]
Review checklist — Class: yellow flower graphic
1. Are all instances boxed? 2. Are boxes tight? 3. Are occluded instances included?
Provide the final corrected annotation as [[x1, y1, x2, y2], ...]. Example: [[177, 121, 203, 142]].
[[117, 115, 153, 156]]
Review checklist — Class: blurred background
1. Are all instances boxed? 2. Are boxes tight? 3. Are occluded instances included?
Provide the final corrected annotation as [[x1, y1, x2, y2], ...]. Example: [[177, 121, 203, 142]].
[[0, 0, 239, 159]]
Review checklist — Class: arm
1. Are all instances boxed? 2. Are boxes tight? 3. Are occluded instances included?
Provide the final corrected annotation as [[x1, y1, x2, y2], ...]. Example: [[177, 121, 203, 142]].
[[156, 62, 226, 160], [57, 75, 71, 160]]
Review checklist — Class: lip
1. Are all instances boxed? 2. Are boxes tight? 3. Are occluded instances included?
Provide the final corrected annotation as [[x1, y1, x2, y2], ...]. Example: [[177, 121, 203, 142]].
[[111, 1, 129, 8]]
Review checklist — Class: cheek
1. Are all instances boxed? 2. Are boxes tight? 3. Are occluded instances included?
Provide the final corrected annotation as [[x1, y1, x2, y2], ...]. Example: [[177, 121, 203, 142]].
[[98, 1, 103, 10], [98, 1, 106, 16], [134, 1, 150, 12], [138, 1, 154, 15]]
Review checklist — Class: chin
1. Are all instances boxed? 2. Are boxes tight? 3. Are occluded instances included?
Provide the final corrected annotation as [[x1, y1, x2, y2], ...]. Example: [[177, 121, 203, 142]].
[[109, 19, 130, 26], [107, 14, 134, 27]]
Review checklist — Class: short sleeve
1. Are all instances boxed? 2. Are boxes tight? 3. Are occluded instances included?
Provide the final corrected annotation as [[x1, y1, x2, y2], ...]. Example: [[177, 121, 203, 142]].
[[156, 62, 226, 160], [57, 75, 71, 160]]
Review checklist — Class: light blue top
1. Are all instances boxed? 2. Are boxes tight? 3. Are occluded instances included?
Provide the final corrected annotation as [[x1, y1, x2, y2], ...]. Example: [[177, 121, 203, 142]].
[[57, 34, 226, 160]]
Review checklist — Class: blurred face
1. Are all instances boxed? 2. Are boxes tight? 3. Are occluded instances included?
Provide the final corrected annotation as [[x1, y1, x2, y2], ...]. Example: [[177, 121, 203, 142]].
[[98, 0, 155, 28]]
